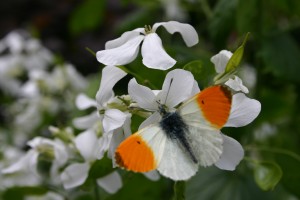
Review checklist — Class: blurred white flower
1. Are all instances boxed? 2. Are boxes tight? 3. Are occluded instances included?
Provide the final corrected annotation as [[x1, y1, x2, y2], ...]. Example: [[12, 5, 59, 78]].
[[60, 130, 123, 193], [96, 21, 199, 70], [25, 191, 64, 200], [160, 0, 187, 20], [2, 137, 68, 185]]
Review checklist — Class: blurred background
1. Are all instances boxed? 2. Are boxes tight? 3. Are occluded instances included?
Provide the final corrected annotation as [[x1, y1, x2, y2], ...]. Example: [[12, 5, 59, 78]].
[[0, 0, 300, 199]]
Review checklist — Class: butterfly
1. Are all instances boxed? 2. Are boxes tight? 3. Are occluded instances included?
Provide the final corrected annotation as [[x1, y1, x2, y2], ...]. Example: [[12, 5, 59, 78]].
[[115, 85, 232, 180]]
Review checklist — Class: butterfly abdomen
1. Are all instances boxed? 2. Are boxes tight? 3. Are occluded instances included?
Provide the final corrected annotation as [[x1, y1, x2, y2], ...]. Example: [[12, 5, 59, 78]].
[[159, 112, 198, 163]]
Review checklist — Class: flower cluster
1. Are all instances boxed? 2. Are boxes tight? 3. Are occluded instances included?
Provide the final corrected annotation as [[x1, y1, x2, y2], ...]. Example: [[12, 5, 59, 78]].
[[0, 21, 261, 199]]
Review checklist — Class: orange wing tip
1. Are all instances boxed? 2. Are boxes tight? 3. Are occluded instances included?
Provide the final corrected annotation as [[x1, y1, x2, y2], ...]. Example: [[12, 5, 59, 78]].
[[115, 134, 157, 173], [197, 85, 232, 129]]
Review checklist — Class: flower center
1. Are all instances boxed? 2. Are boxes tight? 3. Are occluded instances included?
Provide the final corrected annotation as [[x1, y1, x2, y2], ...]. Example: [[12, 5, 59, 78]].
[[144, 25, 153, 34]]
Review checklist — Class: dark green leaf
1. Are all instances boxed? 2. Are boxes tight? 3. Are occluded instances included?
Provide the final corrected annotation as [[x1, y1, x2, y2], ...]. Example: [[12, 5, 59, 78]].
[[236, 0, 259, 34], [69, 0, 105, 35], [260, 33, 300, 83], [254, 161, 282, 191], [2, 186, 48, 200], [183, 60, 215, 88]]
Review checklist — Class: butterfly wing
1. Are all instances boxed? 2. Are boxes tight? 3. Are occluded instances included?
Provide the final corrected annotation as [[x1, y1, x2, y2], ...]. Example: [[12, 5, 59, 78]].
[[115, 123, 199, 180], [178, 85, 232, 167], [115, 124, 166, 172], [179, 85, 232, 129]]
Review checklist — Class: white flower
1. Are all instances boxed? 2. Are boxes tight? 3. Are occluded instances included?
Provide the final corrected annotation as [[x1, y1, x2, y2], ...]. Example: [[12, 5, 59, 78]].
[[128, 69, 199, 128], [96, 21, 199, 70], [60, 130, 123, 193], [211, 50, 249, 93], [74, 66, 128, 134], [225, 76, 249, 93], [2, 137, 68, 177]]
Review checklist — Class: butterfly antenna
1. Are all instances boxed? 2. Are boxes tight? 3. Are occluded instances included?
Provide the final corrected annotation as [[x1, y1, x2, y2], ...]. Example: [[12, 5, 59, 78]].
[[163, 78, 173, 105]]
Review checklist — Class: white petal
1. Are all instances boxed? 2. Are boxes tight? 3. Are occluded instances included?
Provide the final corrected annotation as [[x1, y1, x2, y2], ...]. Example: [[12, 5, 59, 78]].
[[96, 66, 127, 107], [73, 111, 98, 130], [128, 78, 158, 111], [107, 129, 126, 167], [105, 28, 144, 49], [225, 93, 261, 127], [74, 130, 98, 161], [97, 171, 122, 194], [139, 112, 161, 130], [215, 134, 244, 170], [60, 163, 90, 189], [103, 109, 127, 133], [153, 21, 199, 47], [210, 50, 233, 73], [191, 80, 200, 95], [2, 150, 38, 174], [141, 33, 176, 70], [143, 170, 160, 181], [158, 69, 195, 107], [75, 93, 97, 110], [225, 76, 249, 93], [96, 35, 144, 66]]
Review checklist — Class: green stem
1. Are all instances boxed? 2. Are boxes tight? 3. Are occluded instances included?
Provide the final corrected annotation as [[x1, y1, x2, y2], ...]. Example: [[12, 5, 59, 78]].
[[117, 65, 158, 89], [199, 0, 213, 19], [94, 180, 100, 200], [245, 146, 300, 162], [173, 181, 186, 200], [85, 47, 96, 57]]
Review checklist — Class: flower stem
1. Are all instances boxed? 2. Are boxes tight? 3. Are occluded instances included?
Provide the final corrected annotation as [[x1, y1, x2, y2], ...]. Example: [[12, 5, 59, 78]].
[[94, 180, 101, 200], [199, 0, 213, 19], [245, 145, 300, 162], [85, 47, 96, 57], [173, 181, 186, 200]]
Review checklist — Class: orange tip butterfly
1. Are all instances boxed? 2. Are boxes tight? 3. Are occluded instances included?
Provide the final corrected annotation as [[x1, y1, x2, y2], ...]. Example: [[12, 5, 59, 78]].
[[115, 85, 232, 180]]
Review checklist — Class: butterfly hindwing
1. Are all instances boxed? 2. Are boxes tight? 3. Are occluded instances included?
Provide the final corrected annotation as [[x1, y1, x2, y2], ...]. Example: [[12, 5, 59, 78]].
[[115, 124, 166, 172], [178, 85, 232, 167]]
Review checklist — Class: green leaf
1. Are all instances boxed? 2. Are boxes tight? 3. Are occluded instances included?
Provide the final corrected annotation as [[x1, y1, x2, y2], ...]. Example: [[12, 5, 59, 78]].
[[69, 0, 105, 35], [225, 32, 250, 73], [260, 33, 300, 83], [183, 60, 215, 87], [2, 186, 48, 200], [254, 161, 282, 191], [208, 0, 237, 47], [236, 0, 259, 34]]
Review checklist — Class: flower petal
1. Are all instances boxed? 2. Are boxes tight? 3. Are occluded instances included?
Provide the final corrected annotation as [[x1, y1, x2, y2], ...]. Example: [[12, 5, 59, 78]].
[[128, 78, 158, 111], [60, 163, 89, 189], [97, 171, 123, 194], [210, 50, 232, 73], [102, 109, 127, 133], [139, 112, 161, 130], [105, 28, 144, 49], [73, 111, 98, 130], [192, 80, 200, 95], [141, 33, 176, 70], [96, 35, 144, 66], [215, 134, 244, 170], [225, 76, 249, 93], [153, 21, 199, 47], [143, 170, 160, 181], [225, 93, 261, 127], [158, 69, 195, 108], [75, 93, 97, 110], [96, 66, 127, 107], [74, 130, 98, 161]]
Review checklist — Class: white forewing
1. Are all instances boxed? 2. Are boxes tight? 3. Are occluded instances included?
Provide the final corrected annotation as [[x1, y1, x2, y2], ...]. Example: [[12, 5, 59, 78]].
[[178, 97, 215, 130]]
